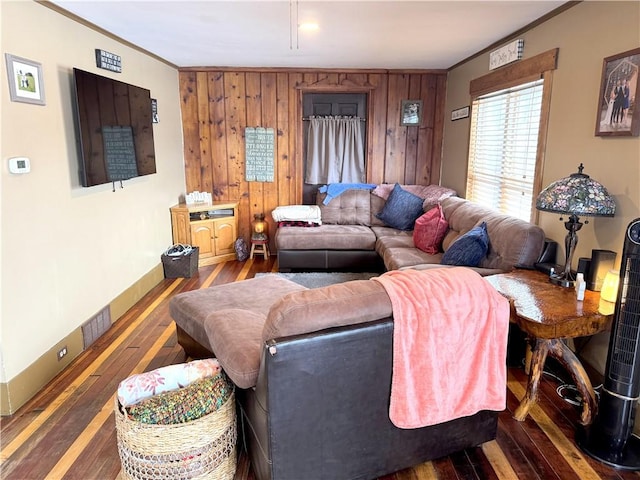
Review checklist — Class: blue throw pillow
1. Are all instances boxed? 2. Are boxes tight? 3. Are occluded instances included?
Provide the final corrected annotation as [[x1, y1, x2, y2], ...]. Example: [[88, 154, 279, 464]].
[[441, 221, 489, 267], [375, 183, 425, 231]]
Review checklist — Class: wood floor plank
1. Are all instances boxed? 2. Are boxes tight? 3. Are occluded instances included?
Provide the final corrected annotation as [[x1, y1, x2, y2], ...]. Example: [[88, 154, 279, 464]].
[[481, 440, 519, 480]]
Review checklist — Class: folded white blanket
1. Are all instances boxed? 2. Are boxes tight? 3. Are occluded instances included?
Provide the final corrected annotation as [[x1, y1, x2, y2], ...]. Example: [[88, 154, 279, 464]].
[[272, 205, 322, 224]]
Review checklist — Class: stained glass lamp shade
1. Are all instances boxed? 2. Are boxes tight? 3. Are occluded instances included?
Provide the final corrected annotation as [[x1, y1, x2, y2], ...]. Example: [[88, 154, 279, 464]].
[[536, 163, 616, 287]]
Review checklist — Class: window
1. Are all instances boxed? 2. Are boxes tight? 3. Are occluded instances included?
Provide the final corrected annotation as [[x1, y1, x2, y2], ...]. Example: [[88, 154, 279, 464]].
[[466, 48, 558, 222], [467, 79, 543, 221]]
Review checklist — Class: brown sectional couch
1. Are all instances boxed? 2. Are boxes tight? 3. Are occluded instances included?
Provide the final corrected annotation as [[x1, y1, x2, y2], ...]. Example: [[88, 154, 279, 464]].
[[275, 186, 546, 274], [169, 185, 547, 479]]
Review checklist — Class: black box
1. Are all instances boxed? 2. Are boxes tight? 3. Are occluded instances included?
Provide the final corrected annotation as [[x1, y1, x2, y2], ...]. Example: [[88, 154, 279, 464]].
[[586, 249, 616, 291], [161, 247, 199, 278]]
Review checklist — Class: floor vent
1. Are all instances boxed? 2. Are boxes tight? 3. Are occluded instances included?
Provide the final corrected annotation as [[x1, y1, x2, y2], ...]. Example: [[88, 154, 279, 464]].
[[81, 306, 111, 350]]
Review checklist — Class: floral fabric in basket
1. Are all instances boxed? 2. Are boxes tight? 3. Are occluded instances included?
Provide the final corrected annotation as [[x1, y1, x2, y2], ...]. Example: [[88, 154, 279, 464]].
[[117, 358, 221, 407]]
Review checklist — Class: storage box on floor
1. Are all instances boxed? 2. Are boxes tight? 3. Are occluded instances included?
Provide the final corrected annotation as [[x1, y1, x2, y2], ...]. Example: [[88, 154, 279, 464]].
[[162, 245, 199, 278], [114, 361, 236, 480]]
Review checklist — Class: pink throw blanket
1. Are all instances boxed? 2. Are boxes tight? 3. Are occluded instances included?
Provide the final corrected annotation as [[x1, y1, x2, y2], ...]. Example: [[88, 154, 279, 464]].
[[372, 267, 509, 428]]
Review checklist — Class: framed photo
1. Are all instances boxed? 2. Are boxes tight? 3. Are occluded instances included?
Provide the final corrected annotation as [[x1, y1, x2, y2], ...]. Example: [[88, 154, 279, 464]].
[[595, 47, 640, 137], [4, 54, 45, 106], [400, 100, 422, 126]]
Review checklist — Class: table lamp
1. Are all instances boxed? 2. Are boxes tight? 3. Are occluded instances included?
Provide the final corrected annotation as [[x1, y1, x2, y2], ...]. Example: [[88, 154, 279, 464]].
[[536, 163, 616, 287]]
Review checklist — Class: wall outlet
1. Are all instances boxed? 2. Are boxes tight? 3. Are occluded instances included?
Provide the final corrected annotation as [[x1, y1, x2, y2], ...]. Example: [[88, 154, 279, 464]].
[[57, 346, 68, 361]]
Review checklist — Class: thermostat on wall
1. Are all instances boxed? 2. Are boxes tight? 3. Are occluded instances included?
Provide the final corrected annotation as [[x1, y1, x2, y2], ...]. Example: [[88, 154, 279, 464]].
[[8, 157, 30, 174]]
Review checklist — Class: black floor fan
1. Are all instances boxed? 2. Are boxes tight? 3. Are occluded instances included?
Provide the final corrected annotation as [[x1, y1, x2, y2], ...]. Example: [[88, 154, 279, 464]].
[[579, 218, 640, 469]]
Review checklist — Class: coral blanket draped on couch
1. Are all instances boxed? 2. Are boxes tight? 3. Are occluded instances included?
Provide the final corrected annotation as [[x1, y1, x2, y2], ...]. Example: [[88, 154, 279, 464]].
[[373, 267, 510, 428]]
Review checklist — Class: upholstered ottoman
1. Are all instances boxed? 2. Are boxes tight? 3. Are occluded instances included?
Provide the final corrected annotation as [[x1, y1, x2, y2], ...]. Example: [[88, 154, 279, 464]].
[[169, 276, 307, 387]]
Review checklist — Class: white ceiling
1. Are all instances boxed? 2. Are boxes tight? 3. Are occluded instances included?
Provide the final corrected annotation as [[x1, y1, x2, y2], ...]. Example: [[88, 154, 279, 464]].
[[50, 0, 568, 70]]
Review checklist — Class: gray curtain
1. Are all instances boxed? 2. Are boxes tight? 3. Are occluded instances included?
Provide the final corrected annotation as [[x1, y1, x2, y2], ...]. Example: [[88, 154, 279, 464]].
[[305, 116, 365, 184]]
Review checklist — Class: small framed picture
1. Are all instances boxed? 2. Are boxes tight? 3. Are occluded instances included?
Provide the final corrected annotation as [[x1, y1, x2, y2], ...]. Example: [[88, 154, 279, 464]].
[[400, 100, 423, 126], [594, 47, 640, 137], [4, 54, 45, 106]]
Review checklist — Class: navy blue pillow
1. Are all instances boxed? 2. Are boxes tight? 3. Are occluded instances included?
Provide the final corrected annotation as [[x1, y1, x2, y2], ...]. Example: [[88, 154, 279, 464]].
[[375, 183, 425, 231], [441, 222, 489, 267]]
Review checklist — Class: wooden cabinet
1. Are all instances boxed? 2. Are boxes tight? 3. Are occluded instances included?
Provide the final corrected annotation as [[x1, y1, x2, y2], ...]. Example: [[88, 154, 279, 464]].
[[170, 202, 238, 266]]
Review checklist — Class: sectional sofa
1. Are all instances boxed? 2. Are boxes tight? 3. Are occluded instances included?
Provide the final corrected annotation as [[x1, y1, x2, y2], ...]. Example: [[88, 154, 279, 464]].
[[275, 185, 546, 274], [169, 184, 546, 479]]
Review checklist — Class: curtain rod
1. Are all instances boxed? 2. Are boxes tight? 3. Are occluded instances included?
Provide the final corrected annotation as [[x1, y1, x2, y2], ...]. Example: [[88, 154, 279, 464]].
[[302, 116, 365, 121]]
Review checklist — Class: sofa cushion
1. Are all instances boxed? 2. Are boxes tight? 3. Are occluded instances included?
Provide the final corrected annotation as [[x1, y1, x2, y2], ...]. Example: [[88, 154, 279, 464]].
[[413, 204, 449, 254], [204, 309, 266, 389], [441, 222, 489, 267], [262, 280, 392, 343], [275, 224, 376, 250], [372, 183, 457, 211], [381, 246, 443, 271], [375, 183, 424, 231], [441, 196, 545, 270], [317, 189, 372, 225], [170, 276, 306, 354]]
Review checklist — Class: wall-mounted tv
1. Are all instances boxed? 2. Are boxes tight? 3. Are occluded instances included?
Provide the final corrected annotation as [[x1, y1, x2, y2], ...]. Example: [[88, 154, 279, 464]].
[[72, 68, 156, 188]]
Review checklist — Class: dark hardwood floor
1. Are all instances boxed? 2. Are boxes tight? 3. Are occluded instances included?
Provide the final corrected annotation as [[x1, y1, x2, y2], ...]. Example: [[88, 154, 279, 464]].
[[1, 257, 639, 479]]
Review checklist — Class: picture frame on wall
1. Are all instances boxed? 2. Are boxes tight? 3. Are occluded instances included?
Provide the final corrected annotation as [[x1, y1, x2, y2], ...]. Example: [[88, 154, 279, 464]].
[[4, 53, 45, 106], [400, 99, 423, 126], [595, 47, 640, 137]]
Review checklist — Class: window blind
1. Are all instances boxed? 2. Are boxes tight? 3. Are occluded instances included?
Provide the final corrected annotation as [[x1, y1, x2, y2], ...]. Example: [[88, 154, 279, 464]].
[[466, 79, 544, 221]]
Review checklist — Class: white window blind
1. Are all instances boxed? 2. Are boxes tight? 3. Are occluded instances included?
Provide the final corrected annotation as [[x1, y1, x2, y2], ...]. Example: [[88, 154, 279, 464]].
[[466, 79, 544, 221]]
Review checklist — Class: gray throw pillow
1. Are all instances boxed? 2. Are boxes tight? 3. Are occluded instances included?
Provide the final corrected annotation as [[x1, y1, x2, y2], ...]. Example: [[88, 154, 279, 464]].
[[441, 221, 489, 267], [375, 183, 424, 231]]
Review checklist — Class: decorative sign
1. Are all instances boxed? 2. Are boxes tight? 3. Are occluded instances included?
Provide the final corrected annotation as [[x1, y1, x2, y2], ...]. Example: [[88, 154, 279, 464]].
[[489, 39, 524, 70], [151, 98, 159, 123], [451, 106, 470, 121], [95, 49, 122, 73], [102, 126, 138, 180], [245, 127, 275, 182]]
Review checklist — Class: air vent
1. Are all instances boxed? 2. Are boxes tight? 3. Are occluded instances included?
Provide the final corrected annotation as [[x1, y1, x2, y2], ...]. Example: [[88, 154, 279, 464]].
[[81, 305, 111, 349]]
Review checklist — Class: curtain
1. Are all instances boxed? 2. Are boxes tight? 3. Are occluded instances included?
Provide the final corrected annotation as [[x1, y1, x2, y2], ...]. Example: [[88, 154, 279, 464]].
[[305, 116, 365, 184]]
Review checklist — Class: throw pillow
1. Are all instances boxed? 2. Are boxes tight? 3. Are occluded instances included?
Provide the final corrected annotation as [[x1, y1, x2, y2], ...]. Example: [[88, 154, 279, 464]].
[[375, 183, 424, 231], [413, 204, 449, 254], [441, 221, 489, 267]]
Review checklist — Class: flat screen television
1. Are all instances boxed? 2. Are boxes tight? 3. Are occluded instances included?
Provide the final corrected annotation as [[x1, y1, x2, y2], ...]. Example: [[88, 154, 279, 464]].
[[72, 68, 156, 187]]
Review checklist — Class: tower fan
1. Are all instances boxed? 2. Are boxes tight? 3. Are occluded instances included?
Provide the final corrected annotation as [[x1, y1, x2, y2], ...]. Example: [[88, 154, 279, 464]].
[[579, 218, 640, 469]]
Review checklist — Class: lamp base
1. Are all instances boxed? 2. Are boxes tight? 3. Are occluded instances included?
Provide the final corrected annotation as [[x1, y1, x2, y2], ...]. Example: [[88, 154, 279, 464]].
[[549, 271, 575, 288]]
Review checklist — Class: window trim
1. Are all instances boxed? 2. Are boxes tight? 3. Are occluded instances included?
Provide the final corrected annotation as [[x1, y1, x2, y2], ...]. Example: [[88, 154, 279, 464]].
[[468, 48, 558, 223]]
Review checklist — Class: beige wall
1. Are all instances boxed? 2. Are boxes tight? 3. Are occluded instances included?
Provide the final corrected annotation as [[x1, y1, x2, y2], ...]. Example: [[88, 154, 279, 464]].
[[442, 1, 640, 374], [0, 2, 185, 411]]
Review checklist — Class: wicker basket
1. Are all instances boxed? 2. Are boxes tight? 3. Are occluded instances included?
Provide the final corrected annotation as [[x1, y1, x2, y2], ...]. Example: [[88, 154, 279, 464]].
[[114, 390, 237, 480]]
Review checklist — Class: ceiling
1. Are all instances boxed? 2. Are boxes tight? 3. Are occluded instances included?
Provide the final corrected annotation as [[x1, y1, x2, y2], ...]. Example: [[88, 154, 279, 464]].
[[49, 1, 569, 70]]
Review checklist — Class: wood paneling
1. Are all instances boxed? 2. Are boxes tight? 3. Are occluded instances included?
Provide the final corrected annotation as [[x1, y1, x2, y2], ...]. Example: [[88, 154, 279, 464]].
[[178, 68, 447, 246]]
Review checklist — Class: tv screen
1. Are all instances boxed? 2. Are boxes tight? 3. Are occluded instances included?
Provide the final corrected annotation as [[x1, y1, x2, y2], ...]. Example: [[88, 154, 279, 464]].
[[72, 68, 156, 187]]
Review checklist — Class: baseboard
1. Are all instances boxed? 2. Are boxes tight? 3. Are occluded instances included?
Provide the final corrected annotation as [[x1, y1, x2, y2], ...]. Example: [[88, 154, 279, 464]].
[[0, 263, 164, 416]]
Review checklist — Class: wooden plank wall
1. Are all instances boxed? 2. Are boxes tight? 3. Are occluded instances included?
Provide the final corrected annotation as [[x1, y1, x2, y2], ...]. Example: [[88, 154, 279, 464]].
[[178, 68, 447, 245]]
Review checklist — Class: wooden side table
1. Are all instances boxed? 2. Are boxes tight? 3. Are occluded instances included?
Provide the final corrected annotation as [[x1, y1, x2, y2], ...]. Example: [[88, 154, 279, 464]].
[[486, 269, 613, 425]]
